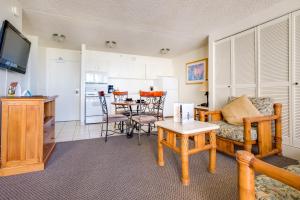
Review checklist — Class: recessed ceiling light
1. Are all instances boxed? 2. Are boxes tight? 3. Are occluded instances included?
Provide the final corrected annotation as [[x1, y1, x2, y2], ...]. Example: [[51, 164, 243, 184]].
[[160, 48, 170, 55], [52, 33, 66, 43], [105, 41, 117, 48]]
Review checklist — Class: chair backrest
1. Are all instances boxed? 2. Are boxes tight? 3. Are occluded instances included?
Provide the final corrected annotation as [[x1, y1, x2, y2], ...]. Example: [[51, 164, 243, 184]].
[[139, 91, 164, 118], [228, 96, 273, 115], [157, 91, 167, 119], [98, 91, 108, 115], [113, 91, 128, 102], [113, 91, 129, 112]]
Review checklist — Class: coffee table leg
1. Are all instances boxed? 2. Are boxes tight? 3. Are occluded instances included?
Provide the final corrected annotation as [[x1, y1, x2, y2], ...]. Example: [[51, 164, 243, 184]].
[[209, 131, 216, 173], [181, 135, 190, 185], [158, 127, 164, 166]]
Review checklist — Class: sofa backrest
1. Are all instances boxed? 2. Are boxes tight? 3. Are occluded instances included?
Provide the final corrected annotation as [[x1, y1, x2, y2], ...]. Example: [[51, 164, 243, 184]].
[[228, 96, 273, 116]]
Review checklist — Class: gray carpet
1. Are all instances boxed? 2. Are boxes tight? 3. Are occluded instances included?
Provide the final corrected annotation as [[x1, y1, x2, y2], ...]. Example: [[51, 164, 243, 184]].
[[0, 136, 297, 200]]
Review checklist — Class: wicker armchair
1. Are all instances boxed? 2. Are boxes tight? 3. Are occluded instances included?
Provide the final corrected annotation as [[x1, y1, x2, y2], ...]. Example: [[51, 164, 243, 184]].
[[236, 151, 300, 200], [199, 97, 282, 158]]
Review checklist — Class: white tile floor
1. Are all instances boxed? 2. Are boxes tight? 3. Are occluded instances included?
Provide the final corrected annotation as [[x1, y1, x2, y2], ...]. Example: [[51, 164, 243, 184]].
[[55, 121, 122, 142]]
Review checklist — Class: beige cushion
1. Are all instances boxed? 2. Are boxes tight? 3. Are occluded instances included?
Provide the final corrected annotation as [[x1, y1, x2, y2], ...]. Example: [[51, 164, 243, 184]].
[[221, 95, 262, 125]]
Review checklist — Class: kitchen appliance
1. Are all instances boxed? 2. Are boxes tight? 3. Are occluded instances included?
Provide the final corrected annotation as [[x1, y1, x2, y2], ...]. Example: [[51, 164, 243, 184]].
[[85, 72, 110, 124], [108, 85, 114, 93], [154, 77, 179, 117], [0, 20, 31, 74]]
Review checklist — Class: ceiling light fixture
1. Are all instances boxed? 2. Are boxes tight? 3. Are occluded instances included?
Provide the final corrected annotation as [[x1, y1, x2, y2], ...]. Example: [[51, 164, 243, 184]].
[[105, 41, 117, 48], [160, 48, 170, 55], [52, 33, 66, 43]]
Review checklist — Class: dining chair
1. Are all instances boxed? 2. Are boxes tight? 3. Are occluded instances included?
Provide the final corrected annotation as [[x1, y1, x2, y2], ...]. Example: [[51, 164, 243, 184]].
[[112, 91, 131, 115], [155, 91, 167, 120], [131, 91, 164, 145], [98, 91, 130, 142]]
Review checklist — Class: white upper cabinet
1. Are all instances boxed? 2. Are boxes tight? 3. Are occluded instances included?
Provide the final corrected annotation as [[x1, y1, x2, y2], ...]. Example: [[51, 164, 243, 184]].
[[84, 51, 110, 72], [215, 39, 231, 86], [234, 29, 256, 85], [145, 58, 173, 79], [259, 16, 290, 84], [84, 51, 173, 79], [130, 56, 146, 79]]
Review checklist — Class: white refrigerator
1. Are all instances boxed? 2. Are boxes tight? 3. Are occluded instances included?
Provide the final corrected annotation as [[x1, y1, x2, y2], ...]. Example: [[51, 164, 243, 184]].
[[154, 77, 179, 117]]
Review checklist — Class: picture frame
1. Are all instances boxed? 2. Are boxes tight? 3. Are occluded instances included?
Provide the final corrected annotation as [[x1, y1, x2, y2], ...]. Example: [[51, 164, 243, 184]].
[[186, 58, 208, 84]]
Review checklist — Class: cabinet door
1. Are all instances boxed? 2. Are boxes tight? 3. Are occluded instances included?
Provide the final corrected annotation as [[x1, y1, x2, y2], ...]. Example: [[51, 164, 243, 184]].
[[214, 39, 232, 107], [259, 16, 290, 144], [215, 39, 231, 87], [1, 102, 43, 167], [130, 57, 146, 79], [215, 87, 231, 109], [146, 59, 173, 79], [293, 11, 300, 146], [233, 29, 256, 96]]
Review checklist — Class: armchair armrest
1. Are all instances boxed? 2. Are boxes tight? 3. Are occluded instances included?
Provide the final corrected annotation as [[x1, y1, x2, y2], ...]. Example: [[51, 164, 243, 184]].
[[199, 110, 222, 122], [236, 151, 300, 200], [242, 103, 282, 155], [243, 115, 278, 123]]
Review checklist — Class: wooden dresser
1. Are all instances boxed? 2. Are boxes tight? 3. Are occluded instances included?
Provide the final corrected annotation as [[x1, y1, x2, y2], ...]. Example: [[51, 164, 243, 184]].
[[0, 96, 57, 176]]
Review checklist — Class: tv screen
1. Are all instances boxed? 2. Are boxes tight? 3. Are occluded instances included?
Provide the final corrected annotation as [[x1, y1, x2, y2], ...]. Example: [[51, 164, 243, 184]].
[[0, 20, 31, 74]]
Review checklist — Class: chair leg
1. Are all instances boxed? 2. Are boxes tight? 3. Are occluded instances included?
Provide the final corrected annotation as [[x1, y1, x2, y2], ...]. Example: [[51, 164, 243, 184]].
[[100, 123, 103, 137], [105, 122, 109, 143], [125, 120, 130, 135], [138, 124, 141, 145], [121, 121, 124, 133], [147, 123, 151, 136]]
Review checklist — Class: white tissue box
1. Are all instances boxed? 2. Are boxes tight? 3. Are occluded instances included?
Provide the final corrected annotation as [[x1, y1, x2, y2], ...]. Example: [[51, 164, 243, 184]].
[[173, 103, 194, 123]]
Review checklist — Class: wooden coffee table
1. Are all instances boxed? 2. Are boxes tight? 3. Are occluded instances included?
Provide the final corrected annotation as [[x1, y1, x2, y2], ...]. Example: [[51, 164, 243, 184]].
[[155, 119, 219, 185]]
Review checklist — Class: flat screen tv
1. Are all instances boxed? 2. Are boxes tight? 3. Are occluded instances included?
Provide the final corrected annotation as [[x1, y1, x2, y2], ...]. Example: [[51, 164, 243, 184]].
[[0, 20, 31, 74]]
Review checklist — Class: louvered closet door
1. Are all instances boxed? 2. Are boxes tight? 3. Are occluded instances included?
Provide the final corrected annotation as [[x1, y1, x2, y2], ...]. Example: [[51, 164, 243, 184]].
[[259, 16, 290, 144], [293, 11, 300, 146], [214, 39, 231, 108], [233, 29, 256, 97]]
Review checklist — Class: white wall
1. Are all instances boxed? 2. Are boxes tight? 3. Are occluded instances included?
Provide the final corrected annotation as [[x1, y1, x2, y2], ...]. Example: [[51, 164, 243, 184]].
[[172, 46, 208, 105], [0, 0, 24, 96], [0, 0, 40, 96], [32, 47, 47, 95]]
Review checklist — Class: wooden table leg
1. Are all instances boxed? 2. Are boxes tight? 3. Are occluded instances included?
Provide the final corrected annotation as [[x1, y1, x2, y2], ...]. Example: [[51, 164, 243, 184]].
[[209, 130, 216, 173], [181, 135, 190, 185], [157, 127, 164, 166]]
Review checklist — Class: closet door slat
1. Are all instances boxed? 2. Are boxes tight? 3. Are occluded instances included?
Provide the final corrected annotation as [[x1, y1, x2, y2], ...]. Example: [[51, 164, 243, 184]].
[[294, 13, 300, 145], [215, 40, 231, 86], [234, 31, 256, 85], [215, 87, 231, 109], [261, 86, 290, 143], [259, 16, 290, 144], [260, 18, 289, 84], [235, 87, 256, 97]]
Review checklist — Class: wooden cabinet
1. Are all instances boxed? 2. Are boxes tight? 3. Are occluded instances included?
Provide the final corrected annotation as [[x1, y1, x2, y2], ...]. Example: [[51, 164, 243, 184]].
[[0, 96, 57, 176]]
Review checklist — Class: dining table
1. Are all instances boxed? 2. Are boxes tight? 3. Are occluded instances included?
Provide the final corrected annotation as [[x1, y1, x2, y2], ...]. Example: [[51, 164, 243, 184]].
[[111, 100, 138, 115], [111, 100, 142, 138]]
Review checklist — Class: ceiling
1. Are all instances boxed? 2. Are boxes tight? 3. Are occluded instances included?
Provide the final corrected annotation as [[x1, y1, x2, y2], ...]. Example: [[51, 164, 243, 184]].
[[21, 0, 283, 57]]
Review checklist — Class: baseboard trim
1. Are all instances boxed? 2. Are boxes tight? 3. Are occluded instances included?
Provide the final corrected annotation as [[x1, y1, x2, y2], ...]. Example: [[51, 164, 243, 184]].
[[282, 144, 300, 161]]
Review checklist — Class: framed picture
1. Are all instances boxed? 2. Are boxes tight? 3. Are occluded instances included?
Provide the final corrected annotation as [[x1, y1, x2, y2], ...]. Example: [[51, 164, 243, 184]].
[[186, 58, 208, 84]]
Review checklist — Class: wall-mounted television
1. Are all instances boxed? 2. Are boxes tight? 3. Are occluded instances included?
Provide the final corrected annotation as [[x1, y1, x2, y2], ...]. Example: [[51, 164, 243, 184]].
[[0, 20, 31, 74]]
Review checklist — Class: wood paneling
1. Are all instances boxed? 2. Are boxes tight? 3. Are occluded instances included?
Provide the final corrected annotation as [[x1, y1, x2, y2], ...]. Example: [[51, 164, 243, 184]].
[[0, 96, 57, 176]]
